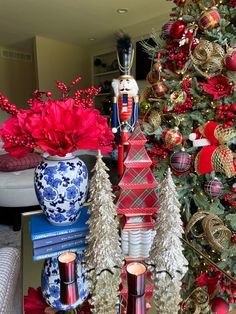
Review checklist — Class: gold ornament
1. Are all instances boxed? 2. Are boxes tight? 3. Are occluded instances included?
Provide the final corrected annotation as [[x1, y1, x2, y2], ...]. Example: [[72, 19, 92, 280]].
[[190, 39, 225, 77], [151, 81, 167, 98], [139, 100, 151, 115], [185, 211, 235, 252]]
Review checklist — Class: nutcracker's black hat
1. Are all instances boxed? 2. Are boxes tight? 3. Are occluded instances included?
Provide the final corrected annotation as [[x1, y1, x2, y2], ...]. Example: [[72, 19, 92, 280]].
[[116, 32, 134, 77]]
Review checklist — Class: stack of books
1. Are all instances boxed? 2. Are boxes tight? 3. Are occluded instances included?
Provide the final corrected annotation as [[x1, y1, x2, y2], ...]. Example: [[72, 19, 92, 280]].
[[30, 206, 89, 261]]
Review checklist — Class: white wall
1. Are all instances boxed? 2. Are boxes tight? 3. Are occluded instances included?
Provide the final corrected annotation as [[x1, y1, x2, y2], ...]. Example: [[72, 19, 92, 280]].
[[0, 47, 36, 124], [34, 36, 91, 98]]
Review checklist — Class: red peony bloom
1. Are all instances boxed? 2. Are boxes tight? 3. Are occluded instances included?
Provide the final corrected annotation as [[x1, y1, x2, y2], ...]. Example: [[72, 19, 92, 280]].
[[229, 0, 236, 7], [199, 74, 234, 100], [0, 78, 114, 157]]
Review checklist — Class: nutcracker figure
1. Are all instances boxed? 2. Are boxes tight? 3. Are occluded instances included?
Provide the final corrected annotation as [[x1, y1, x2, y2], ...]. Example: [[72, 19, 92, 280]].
[[111, 33, 139, 146]]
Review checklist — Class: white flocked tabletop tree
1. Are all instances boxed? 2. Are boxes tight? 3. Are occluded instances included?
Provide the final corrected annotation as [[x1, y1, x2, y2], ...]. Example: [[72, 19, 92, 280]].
[[148, 167, 188, 314]]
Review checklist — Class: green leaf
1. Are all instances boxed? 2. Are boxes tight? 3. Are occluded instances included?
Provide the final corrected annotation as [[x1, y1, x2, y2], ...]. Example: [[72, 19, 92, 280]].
[[192, 193, 210, 210], [226, 214, 236, 231], [209, 200, 225, 216]]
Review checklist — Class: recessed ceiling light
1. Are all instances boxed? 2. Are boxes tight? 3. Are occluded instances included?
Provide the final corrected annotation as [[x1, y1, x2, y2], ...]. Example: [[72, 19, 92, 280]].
[[88, 37, 96, 41], [117, 8, 128, 14]]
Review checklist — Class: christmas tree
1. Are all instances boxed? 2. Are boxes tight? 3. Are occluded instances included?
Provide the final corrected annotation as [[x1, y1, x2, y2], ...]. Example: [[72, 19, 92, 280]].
[[140, 0, 236, 310], [85, 150, 123, 314], [148, 168, 188, 313]]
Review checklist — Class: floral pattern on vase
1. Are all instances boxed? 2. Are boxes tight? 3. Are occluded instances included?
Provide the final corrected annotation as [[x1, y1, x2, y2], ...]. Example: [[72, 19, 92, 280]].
[[34, 153, 88, 226], [41, 251, 88, 310]]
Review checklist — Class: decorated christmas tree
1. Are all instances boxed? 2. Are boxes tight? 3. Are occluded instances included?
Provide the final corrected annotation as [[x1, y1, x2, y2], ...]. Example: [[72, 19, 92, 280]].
[[140, 0, 236, 310], [84, 150, 123, 314]]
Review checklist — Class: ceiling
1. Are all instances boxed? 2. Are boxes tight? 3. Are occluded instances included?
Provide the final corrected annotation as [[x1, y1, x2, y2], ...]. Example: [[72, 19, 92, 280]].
[[0, 0, 173, 51]]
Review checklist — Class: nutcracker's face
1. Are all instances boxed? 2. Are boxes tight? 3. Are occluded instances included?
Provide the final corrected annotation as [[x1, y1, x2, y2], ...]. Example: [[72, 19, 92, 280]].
[[118, 78, 133, 95]]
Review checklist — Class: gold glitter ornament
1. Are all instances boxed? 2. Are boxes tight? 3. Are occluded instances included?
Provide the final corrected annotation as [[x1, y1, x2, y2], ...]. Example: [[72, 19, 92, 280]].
[[139, 100, 151, 115]]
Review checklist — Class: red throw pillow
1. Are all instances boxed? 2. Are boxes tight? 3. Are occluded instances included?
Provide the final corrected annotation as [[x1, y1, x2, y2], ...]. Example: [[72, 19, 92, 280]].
[[0, 153, 43, 172]]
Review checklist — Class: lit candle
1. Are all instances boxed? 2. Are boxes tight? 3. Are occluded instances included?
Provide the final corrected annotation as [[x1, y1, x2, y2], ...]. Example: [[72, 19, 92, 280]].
[[58, 252, 78, 305], [126, 262, 146, 314]]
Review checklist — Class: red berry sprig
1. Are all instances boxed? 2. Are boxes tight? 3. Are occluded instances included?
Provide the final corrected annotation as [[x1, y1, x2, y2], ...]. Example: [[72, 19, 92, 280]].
[[0, 94, 19, 115], [216, 104, 236, 128], [56, 76, 81, 100]]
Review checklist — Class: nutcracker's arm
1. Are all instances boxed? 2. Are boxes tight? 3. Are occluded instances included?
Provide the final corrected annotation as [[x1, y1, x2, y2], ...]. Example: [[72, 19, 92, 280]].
[[111, 96, 119, 129]]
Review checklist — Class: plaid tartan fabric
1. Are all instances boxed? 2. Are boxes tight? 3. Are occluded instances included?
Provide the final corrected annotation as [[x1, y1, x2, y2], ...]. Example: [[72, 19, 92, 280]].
[[119, 168, 158, 189], [204, 179, 224, 197], [117, 188, 158, 210], [128, 125, 147, 145], [170, 151, 191, 172], [124, 146, 152, 168], [0, 153, 43, 172]]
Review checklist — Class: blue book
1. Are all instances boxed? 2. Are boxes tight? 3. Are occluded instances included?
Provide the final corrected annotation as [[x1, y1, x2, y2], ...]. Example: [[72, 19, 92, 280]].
[[33, 237, 87, 256], [30, 206, 89, 240], [32, 229, 89, 248], [32, 243, 87, 261]]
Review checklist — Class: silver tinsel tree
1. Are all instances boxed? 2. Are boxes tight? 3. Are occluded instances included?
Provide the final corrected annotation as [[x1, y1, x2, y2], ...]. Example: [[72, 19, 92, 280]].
[[149, 168, 188, 314], [85, 150, 123, 314]]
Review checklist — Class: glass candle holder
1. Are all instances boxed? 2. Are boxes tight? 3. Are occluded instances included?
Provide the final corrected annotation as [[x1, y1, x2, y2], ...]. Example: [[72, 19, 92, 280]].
[[58, 252, 79, 305], [126, 262, 147, 314]]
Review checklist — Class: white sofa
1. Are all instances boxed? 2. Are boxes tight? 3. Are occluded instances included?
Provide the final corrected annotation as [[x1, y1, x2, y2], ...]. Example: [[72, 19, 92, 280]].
[[0, 144, 39, 230], [0, 247, 21, 314]]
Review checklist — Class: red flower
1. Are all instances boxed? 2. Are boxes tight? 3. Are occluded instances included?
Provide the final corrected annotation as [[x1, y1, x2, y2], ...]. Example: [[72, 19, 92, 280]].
[[196, 271, 220, 296], [199, 74, 234, 100], [0, 78, 114, 157], [0, 116, 35, 157], [24, 287, 49, 314]]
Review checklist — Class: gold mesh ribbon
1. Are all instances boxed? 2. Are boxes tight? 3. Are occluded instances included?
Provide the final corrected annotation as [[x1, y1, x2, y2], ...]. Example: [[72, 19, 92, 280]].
[[190, 39, 225, 77], [142, 110, 161, 133], [195, 145, 235, 178], [182, 287, 210, 314], [214, 125, 236, 145], [199, 122, 236, 144], [213, 145, 235, 178], [185, 211, 234, 252]]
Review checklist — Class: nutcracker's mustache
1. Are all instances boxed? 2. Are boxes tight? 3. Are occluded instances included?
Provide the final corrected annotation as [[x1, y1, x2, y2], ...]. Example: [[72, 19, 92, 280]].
[[120, 88, 131, 91]]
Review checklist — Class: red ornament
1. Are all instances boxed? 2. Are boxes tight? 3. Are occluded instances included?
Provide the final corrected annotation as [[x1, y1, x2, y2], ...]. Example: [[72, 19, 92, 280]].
[[151, 81, 167, 98], [225, 46, 236, 71], [232, 183, 236, 193], [204, 179, 224, 197], [199, 9, 220, 31], [228, 296, 235, 304], [162, 128, 183, 148], [170, 20, 186, 39], [161, 20, 174, 40], [210, 297, 229, 314], [170, 151, 192, 173]]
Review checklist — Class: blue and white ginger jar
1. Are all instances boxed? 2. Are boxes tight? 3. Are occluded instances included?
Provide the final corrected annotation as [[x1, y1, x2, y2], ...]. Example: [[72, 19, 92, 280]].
[[41, 251, 88, 310], [34, 153, 88, 226]]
